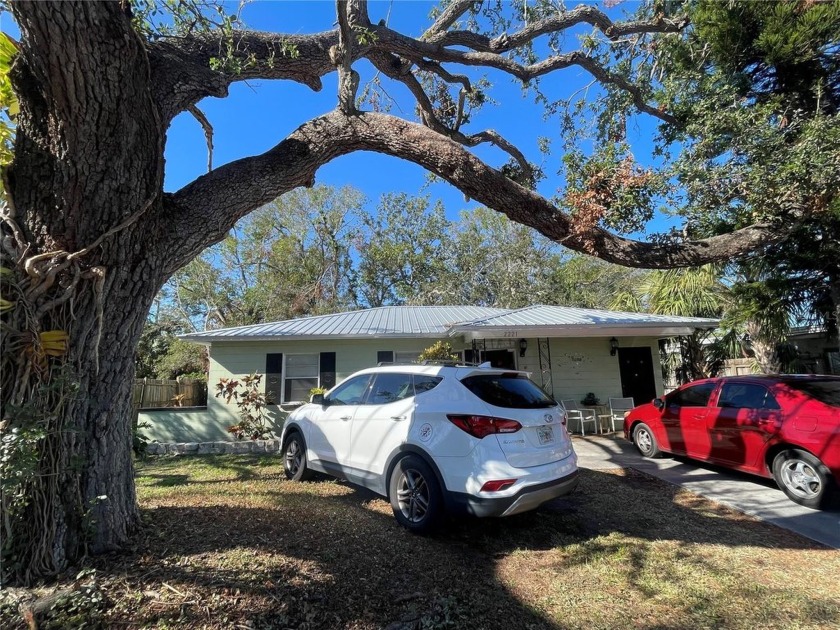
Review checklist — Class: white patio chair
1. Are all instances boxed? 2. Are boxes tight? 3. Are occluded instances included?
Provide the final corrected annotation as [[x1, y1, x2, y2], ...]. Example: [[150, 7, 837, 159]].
[[603, 397, 636, 432], [560, 399, 598, 436]]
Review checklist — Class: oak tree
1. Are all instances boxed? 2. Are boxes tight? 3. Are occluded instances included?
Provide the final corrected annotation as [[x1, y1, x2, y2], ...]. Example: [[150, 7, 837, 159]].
[[1, 0, 837, 583]]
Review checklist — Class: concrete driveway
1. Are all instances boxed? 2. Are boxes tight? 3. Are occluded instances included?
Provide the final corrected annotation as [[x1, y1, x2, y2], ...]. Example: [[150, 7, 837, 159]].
[[573, 433, 840, 549]]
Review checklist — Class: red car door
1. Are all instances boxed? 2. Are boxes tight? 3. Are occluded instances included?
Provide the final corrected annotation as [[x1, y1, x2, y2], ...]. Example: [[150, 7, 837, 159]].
[[660, 381, 717, 456], [706, 381, 782, 470]]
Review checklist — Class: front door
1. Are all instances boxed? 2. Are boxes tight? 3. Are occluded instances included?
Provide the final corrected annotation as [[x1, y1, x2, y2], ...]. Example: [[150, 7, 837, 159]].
[[617, 347, 657, 405], [482, 349, 516, 369]]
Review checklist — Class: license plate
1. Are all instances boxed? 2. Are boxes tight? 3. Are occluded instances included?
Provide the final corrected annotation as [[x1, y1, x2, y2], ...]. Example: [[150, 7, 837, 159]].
[[537, 426, 554, 445]]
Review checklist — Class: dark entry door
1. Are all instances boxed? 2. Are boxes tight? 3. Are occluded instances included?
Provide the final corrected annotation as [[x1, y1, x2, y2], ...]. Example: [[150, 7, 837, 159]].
[[482, 349, 516, 369], [617, 347, 656, 405]]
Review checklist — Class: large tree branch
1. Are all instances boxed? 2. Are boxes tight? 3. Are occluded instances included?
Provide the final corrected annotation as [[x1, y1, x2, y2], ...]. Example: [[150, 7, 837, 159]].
[[369, 27, 676, 124], [148, 30, 339, 122], [167, 111, 777, 272], [149, 4, 684, 125], [430, 5, 687, 50], [421, 0, 478, 41]]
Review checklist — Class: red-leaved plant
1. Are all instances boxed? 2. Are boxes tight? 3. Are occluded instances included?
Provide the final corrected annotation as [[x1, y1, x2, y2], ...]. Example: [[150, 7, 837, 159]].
[[214, 373, 274, 441]]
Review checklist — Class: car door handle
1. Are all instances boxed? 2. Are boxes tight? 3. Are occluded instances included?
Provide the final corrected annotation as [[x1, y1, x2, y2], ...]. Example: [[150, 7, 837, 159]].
[[391, 415, 406, 421], [340, 415, 352, 421]]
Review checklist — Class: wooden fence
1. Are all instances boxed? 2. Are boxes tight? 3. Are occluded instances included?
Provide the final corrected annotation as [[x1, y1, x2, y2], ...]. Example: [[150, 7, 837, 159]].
[[721, 358, 758, 376], [133, 378, 207, 409]]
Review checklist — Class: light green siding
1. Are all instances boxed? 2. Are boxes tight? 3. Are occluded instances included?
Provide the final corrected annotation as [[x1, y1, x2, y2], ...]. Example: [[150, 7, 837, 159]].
[[518, 336, 664, 403], [142, 335, 666, 443], [138, 408, 231, 443]]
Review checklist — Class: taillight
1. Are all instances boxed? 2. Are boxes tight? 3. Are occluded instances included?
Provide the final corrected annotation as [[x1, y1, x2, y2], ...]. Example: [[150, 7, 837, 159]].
[[446, 414, 522, 439], [480, 479, 517, 492]]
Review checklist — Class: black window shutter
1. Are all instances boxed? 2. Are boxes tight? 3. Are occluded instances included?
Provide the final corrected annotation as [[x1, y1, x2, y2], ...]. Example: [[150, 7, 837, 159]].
[[265, 353, 283, 405], [377, 351, 394, 365], [319, 352, 337, 390]]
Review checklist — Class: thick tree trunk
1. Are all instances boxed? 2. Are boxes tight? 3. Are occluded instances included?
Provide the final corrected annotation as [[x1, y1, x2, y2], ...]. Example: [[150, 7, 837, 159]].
[[1, 1, 165, 582]]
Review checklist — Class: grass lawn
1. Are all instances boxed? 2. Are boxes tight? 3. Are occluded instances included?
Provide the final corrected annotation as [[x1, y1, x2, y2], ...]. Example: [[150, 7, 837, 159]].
[[2, 454, 839, 629]]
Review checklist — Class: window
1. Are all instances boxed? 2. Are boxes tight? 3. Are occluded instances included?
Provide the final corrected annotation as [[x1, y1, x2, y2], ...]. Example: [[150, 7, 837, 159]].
[[666, 382, 715, 408], [284, 354, 319, 403], [718, 383, 780, 410], [395, 351, 421, 364], [827, 350, 840, 375], [460, 374, 556, 409], [413, 375, 443, 394], [368, 373, 415, 405], [327, 375, 372, 406]]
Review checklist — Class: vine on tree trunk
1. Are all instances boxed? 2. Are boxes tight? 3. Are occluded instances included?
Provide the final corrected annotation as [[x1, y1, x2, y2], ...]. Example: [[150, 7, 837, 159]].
[[0, 210, 107, 585]]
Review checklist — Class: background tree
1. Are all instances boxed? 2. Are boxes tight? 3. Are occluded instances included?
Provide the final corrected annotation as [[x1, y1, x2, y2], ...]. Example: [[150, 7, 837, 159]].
[[612, 265, 735, 381], [1, 0, 838, 583], [166, 185, 362, 329], [354, 193, 450, 307]]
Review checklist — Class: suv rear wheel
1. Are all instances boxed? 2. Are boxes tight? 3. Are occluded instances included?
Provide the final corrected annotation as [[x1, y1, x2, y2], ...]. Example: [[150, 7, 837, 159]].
[[389, 455, 442, 533]]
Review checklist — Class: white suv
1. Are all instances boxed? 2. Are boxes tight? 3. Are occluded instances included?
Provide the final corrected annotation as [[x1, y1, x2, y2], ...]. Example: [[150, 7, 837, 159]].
[[280, 363, 579, 532]]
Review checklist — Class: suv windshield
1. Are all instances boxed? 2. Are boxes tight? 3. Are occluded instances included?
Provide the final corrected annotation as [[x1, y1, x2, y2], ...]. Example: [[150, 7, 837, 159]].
[[460, 373, 556, 409], [783, 379, 840, 407]]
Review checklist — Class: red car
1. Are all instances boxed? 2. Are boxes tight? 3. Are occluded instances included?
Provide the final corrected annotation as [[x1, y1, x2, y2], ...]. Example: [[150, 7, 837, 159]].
[[623, 375, 840, 509]]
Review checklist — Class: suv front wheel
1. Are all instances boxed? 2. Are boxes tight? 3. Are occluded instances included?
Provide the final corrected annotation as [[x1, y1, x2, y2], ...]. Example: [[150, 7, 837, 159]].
[[282, 432, 314, 482], [389, 455, 442, 533]]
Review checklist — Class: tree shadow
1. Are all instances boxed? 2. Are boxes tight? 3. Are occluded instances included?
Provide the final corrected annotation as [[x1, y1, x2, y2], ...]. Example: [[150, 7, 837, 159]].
[[75, 464, 840, 629]]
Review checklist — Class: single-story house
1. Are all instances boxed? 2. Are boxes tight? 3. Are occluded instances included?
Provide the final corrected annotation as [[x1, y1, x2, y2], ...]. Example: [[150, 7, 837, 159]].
[[139, 304, 718, 443]]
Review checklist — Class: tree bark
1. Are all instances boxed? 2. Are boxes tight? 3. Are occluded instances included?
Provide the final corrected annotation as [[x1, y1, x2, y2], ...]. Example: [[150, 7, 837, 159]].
[[2, 1, 164, 580]]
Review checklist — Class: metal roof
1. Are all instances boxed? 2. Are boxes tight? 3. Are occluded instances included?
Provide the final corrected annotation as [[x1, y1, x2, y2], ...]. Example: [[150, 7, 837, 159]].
[[181, 304, 718, 343], [181, 306, 508, 342], [449, 304, 718, 340], [452, 304, 718, 329]]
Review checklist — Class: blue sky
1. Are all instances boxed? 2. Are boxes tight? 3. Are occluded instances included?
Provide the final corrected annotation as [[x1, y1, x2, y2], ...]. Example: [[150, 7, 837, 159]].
[[2, 1, 672, 232], [162, 0, 665, 227]]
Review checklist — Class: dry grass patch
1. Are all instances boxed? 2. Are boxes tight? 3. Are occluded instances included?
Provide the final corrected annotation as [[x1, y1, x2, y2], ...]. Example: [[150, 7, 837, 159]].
[[1, 456, 838, 629]]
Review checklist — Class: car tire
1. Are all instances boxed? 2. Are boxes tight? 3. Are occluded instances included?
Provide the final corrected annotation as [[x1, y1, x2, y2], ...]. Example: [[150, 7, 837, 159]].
[[772, 449, 835, 510], [282, 432, 314, 482], [632, 422, 661, 458], [389, 455, 443, 534]]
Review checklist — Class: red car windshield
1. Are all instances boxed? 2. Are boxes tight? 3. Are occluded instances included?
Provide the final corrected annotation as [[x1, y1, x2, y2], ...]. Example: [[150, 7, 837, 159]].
[[783, 379, 840, 407]]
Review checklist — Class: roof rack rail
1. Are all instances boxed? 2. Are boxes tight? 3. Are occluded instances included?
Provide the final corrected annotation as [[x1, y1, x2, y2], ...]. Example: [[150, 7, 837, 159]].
[[376, 361, 421, 367], [418, 359, 459, 366]]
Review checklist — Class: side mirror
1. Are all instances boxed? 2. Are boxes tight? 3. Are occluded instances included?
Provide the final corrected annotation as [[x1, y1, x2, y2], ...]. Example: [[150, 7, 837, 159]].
[[311, 393, 325, 405], [653, 397, 664, 410]]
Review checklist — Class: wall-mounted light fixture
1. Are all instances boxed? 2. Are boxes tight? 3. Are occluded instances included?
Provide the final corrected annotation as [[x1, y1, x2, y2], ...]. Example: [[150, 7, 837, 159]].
[[519, 338, 528, 357], [610, 337, 619, 357]]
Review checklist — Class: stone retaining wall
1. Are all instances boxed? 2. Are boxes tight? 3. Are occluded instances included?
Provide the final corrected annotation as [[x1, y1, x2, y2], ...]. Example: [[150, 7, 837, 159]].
[[146, 438, 280, 456]]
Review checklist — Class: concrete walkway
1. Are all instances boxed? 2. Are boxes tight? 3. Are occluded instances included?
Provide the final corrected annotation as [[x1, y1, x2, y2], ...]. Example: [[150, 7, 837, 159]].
[[572, 433, 840, 549]]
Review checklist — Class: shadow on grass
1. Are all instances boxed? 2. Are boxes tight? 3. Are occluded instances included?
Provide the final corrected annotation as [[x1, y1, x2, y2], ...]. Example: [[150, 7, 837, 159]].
[[89, 460, 839, 629]]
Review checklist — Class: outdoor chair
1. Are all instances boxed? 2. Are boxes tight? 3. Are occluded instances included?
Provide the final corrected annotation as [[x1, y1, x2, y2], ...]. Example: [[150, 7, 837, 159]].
[[600, 397, 636, 432], [560, 399, 598, 436]]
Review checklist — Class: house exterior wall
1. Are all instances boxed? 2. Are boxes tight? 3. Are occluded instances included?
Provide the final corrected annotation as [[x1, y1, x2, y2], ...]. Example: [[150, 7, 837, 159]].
[[518, 336, 664, 404], [140, 334, 666, 443]]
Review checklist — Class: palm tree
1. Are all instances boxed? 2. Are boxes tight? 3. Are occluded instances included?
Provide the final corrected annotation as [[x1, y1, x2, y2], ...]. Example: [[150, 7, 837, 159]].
[[612, 265, 736, 382]]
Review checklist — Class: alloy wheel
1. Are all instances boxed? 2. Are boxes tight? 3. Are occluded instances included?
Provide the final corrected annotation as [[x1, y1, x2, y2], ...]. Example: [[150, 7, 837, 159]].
[[396, 469, 430, 523], [285, 439, 302, 476], [779, 458, 822, 500]]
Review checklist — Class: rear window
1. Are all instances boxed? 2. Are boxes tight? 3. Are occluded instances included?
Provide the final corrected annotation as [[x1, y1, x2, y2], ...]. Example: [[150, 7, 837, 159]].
[[783, 379, 840, 407], [460, 374, 556, 409]]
